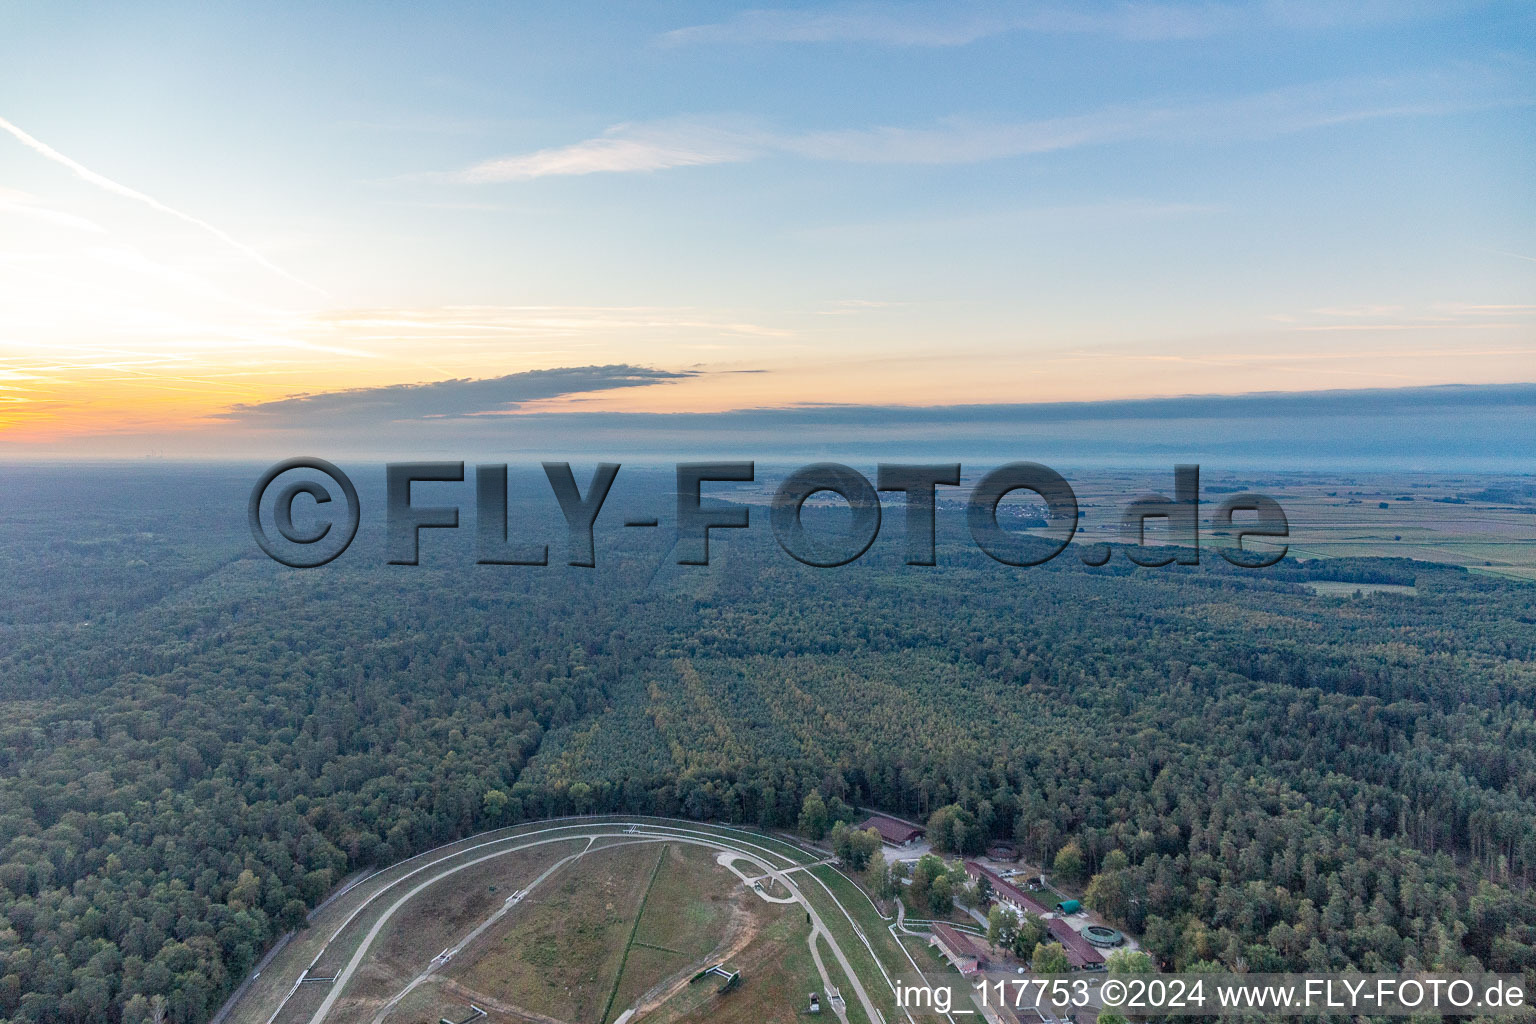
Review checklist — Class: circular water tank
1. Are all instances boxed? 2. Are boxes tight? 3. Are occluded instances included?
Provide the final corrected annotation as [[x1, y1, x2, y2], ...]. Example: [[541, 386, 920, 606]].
[[1083, 925, 1123, 948]]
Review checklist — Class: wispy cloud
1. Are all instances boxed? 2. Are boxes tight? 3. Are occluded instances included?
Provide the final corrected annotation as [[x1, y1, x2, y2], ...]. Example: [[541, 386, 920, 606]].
[[436, 68, 1526, 181], [436, 119, 766, 183], [662, 5, 1025, 47], [1265, 300, 1536, 336], [660, 0, 1461, 47], [794, 198, 1219, 244], [0, 114, 323, 295], [219, 365, 694, 427], [0, 186, 108, 234], [304, 304, 796, 341]]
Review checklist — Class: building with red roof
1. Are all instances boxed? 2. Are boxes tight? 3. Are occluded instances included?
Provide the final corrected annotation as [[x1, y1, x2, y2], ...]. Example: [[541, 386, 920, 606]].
[[928, 923, 991, 975], [858, 814, 925, 847], [1046, 918, 1106, 971], [964, 861, 1052, 918]]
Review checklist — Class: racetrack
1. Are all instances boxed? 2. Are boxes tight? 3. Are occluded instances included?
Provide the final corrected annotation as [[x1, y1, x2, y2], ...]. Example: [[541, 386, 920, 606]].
[[228, 817, 907, 1024]]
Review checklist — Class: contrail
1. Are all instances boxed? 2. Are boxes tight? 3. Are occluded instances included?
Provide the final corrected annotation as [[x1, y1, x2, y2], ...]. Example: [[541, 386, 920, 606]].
[[1484, 247, 1536, 264], [0, 114, 325, 295]]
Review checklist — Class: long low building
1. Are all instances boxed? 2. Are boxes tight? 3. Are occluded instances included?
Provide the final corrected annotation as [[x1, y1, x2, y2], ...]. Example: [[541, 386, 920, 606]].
[[929, 923, 991, 975], [1047, 918, 1106, 971], [964, 861, 1053, 918]]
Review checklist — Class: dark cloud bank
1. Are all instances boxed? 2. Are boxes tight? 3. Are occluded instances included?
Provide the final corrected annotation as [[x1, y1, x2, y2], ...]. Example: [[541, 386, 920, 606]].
[[219, 369, 1536, 470], [221, 365, 693, 426]]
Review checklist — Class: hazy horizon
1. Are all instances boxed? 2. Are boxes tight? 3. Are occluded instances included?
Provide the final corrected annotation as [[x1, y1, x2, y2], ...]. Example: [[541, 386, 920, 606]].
[[0, 379, 1529, 471]]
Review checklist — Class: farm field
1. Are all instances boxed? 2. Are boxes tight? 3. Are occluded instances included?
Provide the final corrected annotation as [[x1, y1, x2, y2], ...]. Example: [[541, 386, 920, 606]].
[[1075, 470, 1536, 581], [1301, 581, 1417, 596], [733, 468, 1536, 579]]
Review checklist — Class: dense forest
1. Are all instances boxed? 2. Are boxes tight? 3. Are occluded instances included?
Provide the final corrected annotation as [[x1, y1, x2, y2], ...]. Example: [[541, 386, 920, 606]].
[[0, 466, 1533, 1023]]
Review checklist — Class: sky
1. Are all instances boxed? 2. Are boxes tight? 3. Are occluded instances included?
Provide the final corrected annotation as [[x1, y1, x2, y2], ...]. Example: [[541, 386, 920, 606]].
[[0, 0, 1532, 459]]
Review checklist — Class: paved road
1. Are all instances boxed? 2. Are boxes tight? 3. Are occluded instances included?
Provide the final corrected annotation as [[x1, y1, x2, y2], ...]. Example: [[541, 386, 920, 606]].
[[805, 930, 850, 1024]]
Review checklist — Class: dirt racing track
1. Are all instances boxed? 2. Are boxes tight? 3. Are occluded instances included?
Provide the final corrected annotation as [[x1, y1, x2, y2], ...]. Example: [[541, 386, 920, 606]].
[[222, 817, 920, 1024]]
